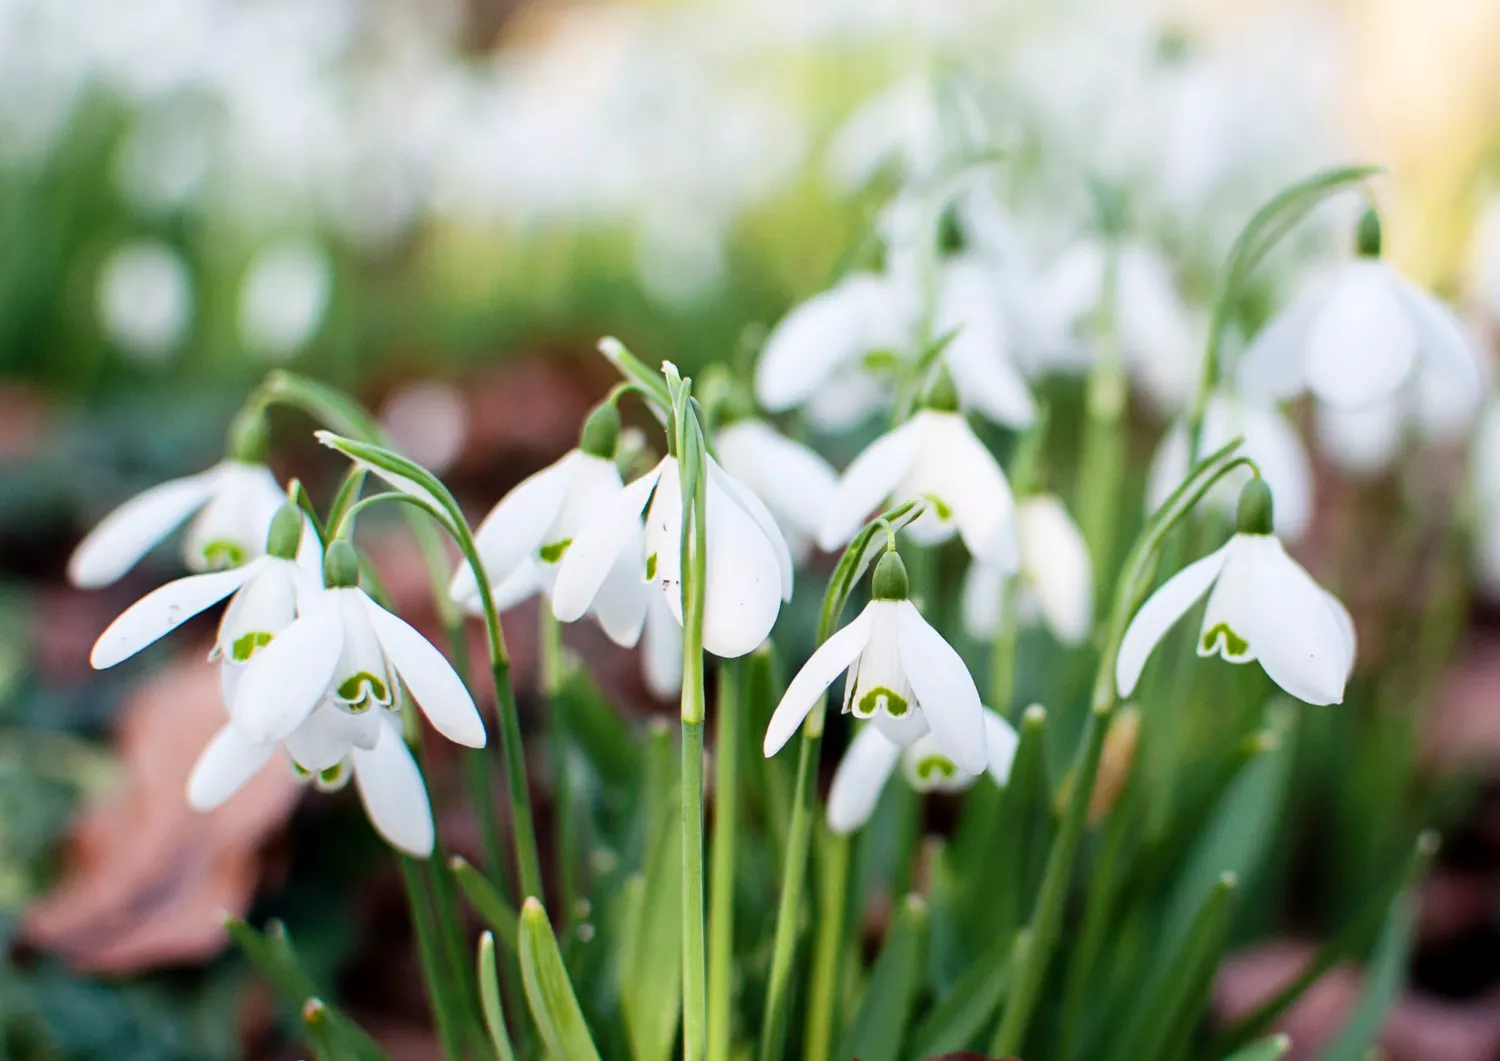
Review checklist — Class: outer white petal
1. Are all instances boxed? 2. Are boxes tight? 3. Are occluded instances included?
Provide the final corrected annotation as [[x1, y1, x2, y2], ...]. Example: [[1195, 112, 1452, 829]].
[[1118, 246, 1201, 412], [449, 454, 576, 604], [826, 724, 902, 834], [918, 413, 1020, 570], [1115, 543, 1231, 697], [67, 467, 222, 587], [91, 562, 259, 669], [186, 723, 277, 810], [363, 592, 485, 748], [1235, 536, 1353, 705], [981, 708, 1020, 784], [642, 590, 683, 699], [182, 463, 284, 572], [488, 561, 546, 614], [714, 420, 838, 543], [960, 559, 1005, 640], [352, 716, 435, 857], [644, 460, 684, 626], [552, 462, 661, 623], [817, 419, 922, 552], [763, 606, 874, 757], [697, 472, 786, 659], [895, 600, 986, 774], [710, 459, 794, 601], [756, 273, 895, 411], [1235, 281, 1327, 402], [1306, 263, 1417, 409], [1019, 497, 1093, 644], [590, 534, 651, 648], [285, 702, 381, 771], [935, 257, 1037, 428], [1316, 399, 1402, 477], [1392, 276, 1485, 398], [232, 591, 345, 741]]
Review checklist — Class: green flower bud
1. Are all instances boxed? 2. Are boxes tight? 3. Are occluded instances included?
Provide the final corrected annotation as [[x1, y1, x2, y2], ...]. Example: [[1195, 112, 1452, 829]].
[[919, 368, 960, 414], [1236, 477, 1275, 536], [227, 408, 269, 463], [324, 539, 361, 588], [1355, 206, 1382, 259], [872, 549, 910, 602], [266, 502, 303, 560], [578, 401, 621, 459]]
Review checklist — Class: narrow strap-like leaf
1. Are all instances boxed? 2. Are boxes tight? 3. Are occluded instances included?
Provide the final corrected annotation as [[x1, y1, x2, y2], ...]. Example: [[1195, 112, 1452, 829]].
[[833, 895, 929, 1061], [451, 857, 519, 956], [519, 898, 603, 1061], [477, 933, 519, 1061]]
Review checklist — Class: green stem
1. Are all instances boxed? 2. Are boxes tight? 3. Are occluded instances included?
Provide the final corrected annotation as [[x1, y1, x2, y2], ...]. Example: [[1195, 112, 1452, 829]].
[[802, 829, 853, 1061], [400, 856, 465, 1061], [1076, 251, 1128, 598], [707, 663, 741, 1061], [682, 719, 709, 1061], [540, 608, 578, 919], [759, 723, 820, 1061]]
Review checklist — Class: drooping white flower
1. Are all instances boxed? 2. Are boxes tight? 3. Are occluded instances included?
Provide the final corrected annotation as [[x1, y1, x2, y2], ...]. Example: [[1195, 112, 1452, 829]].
[[818, 399, 1019, 571], [231, 543, 486, 752], [641, 588, 684, 699], [552, 454, 792, 660], [827, 709, 1019, 834], [961, 495, 1093, 646], [1237, 208, 1483, 413], [449, 404, 649, 648], [1115, 480, 1354, 706], [1146, 391, 1313, 540], [68, 459, 292, 589], [713, 418, 838, 562], [764, 551, 987, 773]]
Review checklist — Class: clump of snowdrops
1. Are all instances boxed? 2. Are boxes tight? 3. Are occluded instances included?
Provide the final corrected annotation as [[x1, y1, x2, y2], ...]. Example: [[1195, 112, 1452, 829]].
[[68, 157, 1470, 1061]]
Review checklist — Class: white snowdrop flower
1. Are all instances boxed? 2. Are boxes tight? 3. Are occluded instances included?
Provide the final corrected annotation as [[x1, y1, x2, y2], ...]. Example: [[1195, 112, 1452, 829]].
[[932, 255, 1037, 429], [818, 386, 1019, 571], [1115, 479, 1355, 706], [713, 418, 838, 562], [1146, 392, 1313, 540], [763, 551, 987, 774], [826, 709, 1019, 835], [450, 404, 649, 648], [553, 451, 792, 660], [96, 241, 192, 362], [88, 502, 316, 672], [68, 442, 290, 589], [1237, 208, 1483, 412], [642, 588, 683, 700], [962, 495, 1093, 646], [238, 239, 333, 360], [231, 541, 486, 753]]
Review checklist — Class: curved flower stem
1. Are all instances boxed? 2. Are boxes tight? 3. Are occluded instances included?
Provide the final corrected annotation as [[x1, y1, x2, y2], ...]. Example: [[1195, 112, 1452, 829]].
[[707, 661, 741, 1061], [1075, 243, 1128, 596]]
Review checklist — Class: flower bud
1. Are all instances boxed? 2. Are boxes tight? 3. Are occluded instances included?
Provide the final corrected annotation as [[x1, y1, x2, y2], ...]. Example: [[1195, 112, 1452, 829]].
[[872, 549, 910, 601], [1355, 206, 1382, 259], [266, 502, 303, 560], [578, 401, 621, 459], [227, 407, 269, 463], [1088, 706, 1140, 824], [323, 539, 360, 588], [1236, 477, 1275, 536]]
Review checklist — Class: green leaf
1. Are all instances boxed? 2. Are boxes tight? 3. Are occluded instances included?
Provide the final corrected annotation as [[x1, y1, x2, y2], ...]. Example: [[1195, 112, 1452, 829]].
[[973, 704, 1050, 941], [519, 898, 603, 1061], [313, 431, 458, 532], [833, 895, 928, 1061], [450, 857, 519, 956], [477, 933, 518, 1061], [1316, 887, 1417, 1061], [1219, 1034, 1292, 1061], [598, 337, 673, 421], [907, 930, 1016, 1057]]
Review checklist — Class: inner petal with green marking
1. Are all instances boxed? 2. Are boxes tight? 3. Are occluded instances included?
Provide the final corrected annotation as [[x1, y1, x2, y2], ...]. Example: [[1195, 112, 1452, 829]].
[[645, 553, 658, 581], [1201, 622, 1249, 659], [855, 685, 910, 719], [336, 671, 392, 711], [202, 540, 246, 569], [539, 538, 573, 564], [230, 630, 275, 663], [914, 754, 958, 785], [921, 493, 953, 521]]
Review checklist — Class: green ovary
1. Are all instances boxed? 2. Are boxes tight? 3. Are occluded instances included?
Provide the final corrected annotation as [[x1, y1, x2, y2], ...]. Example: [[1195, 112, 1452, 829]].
[[1202, 623, 1249, 657], [915, 755, 957, 783], [539, 538, 573, 564], [337, 672, 389, 711], [858, 686, 910, 718], [202, 540, 246, 569], [230, 631, 275, 662]]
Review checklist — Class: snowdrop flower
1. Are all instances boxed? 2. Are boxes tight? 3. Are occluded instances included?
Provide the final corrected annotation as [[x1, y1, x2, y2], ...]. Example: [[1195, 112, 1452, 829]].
[[1146, 391, 1313, 540], [818, 381, 1019, 571], [449, 403, 649, 648], [962, 495, 1093, 646], [231, 541, 486, 752], [1116, 479, 1355, 706], [642, 588, 684, 699], [764, 551, 988, 773], [68, 418, 287, 589], [1237, 208, 1483, 412], [827, 709, 1019, 834], [713, 417, 838, 562], [553, 452, 792, 660]]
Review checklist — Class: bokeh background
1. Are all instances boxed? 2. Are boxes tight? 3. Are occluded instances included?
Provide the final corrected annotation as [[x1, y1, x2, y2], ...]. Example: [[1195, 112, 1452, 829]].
[[4, 0, 1500, 1058]]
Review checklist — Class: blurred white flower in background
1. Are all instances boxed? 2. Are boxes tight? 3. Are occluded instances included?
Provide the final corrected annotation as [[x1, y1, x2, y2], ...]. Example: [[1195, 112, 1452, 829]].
[[238, 240, 333, 360], [96, 241, 193, 361], [1473, 196, 1500, 322], [379, 381, 470, 476]]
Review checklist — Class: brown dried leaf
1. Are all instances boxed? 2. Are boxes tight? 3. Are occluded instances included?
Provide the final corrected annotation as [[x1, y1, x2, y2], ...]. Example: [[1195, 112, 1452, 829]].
[[22, 653, 299, 974]]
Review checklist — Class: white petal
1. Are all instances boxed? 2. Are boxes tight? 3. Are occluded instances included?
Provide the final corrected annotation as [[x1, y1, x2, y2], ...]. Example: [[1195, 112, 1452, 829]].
[[1392, 276, 1485, 398], [982, 708, 1020, 784], [1235, 536, 1353, 705], [713, 420, 839, 542], [364, 592, 485, 748], [895, 600, 986, 774], [91, 562, 258, 669], [1306, 263, 1417, 410], [449, 454, 576, 604], [936, 258, 1036, 428], [182, 462, 285, 572], [1235, 281, 1327, 402], [488, 561, 546, 614], [232, 591, 345, 741], [186, 723, 276, 810], [763, 605, 874, 757], [1316, 399, 1402, 478], [1115, 542, 1231, 697], [912, 412, 1019, 570], [817, 419, 922, 552], [960, 559, 1006, 640], [590, 540, 650, 648], [1198, 540, 1261, 663], [699, 471, 785, 658], [67, 467, 222, 588], [1019, 496, 1093, 644], [710, 459, 794, 602], [644, 459, 684, 627], [286, 701, 381, 771], [552, 462, 661, 623], [756, 273, 896, 412], [642, 590, 683, 699], [826, 723, 902, 834], [352, 716, 435, 857]]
